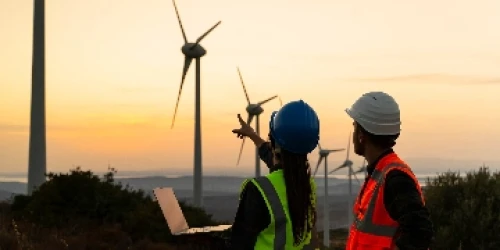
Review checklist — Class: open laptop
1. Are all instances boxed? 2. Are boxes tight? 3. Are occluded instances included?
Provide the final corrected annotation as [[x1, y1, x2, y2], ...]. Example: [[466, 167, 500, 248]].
[[153, 187, 232, 235]]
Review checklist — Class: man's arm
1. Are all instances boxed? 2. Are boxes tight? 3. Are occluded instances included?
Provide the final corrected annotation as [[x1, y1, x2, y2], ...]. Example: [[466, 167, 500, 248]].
[[384, 170, 434, 250]]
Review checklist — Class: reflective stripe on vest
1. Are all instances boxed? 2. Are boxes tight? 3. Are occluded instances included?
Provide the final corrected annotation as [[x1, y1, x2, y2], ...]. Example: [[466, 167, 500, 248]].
[[353, 162, 407, 237], [253, 176, 287, 250]]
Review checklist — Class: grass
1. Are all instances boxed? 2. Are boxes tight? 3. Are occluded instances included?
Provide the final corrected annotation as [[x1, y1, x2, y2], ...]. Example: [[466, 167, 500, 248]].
[[316, 228, 348, 250]]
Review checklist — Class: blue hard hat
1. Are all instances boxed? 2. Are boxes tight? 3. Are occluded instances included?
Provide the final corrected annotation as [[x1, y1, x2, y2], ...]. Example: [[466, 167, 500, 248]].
[[270, 100, 319, 154]]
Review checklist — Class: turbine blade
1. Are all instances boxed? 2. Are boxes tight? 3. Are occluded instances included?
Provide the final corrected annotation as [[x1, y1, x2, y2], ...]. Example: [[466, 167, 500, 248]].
[[172, 0, 188, 43], [313, 157, 324, 177], [237, 67, 251, 104], [236, 137, 246, 165], [327, 148, 345, 153], [329, 164, 346, 174], [171, 57, 192, 128], [318, 142, 322, 151], [279, 96, 283, 107], [191, 21, 221, 49], [351, 168, 360, 184], [181, 56, 193, 87], [355, 167, 365, 174], [257, 95, 278, 106]]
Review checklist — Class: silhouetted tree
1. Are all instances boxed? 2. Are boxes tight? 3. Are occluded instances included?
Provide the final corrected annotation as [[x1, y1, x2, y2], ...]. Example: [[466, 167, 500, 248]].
[[425, 166, 500, 250], [10, 167, 217, 243]]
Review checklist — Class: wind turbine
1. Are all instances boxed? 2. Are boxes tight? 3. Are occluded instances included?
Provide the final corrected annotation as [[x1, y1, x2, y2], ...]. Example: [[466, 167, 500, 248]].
[[27, 0, 46, 195], [235, 67, 279, 177], [312, 142, 344, 247], [329, 132, 359, 231], [354, 159, 367, 179], [170, 0, 221, 207]]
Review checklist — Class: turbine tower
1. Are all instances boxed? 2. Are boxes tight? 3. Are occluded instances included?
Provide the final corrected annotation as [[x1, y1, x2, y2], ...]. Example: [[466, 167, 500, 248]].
[[170, 0, 221, 207], [27, 0, 47, 195], [329, 132, 360, 231], [235, 67, 278, 177], [312, 142, 344, 247]]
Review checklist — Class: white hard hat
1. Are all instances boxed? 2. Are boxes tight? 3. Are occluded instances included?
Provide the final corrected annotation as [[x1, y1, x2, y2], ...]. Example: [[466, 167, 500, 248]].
[[345, 91, 401, 135]]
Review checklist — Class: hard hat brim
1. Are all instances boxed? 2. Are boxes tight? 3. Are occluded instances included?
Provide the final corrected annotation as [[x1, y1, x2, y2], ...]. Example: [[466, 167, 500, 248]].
[[345, 108, 401, 135], [345, 108, 353, 118]]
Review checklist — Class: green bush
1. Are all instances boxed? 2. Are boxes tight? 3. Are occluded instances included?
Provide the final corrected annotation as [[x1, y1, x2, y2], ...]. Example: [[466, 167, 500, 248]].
[[8, 167, 217, 244], [425, 166, 500, 250]]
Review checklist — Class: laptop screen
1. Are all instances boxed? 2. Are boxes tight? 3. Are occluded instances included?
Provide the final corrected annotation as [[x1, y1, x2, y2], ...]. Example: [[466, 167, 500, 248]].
[[153, 187, 189, 234]]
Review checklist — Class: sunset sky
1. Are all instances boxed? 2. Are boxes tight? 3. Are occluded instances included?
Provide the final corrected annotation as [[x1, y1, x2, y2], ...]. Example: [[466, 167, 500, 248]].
[[1, 0, 499, 175]]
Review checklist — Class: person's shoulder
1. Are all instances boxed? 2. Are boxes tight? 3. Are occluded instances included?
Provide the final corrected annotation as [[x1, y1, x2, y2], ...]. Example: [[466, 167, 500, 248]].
[[386, 168, 408, 178], [242, 179, 261, 194], [385, 168, 419, 190]]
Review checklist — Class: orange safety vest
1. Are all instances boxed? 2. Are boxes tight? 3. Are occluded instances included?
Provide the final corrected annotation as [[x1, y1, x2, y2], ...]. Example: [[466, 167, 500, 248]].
[[346, 152, 425, 250]]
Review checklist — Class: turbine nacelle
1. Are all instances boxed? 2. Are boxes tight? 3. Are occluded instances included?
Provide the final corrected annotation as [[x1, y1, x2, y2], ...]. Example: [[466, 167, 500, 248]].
[[246, 104, 264, 115], [355, 165, 367, 174], [319, 149, 343, 157], [319, 150, 330, 156], [181, 43, 206, 58], [341, 159, 354, 168]]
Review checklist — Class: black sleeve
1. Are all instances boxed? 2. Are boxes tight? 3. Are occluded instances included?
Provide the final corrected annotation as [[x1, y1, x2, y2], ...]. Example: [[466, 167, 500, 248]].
[[230, 181, 270, 250], [258, 142, 275, 171], [384, 170, 434, 250]]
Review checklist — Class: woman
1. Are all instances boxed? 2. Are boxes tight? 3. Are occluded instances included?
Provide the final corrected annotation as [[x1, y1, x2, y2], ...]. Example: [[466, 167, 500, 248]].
[[230, 100, 320, 250]]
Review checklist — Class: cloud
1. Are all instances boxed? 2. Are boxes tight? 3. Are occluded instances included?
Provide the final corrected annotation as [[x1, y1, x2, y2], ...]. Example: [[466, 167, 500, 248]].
[[347, 74, 500, 85]]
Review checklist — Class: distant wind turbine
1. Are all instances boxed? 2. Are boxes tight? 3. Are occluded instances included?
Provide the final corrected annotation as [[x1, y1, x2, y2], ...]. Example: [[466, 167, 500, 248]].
[[170, 0, 221, 207], [353, 159, 367, 179], [27, 0, 47, 195], [235, 67, 279, 177], [312, 142, 344, 247], [329, 132, 360, 231]]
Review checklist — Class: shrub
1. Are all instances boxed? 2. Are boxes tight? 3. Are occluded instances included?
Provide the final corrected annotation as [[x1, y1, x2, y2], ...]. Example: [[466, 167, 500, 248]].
[[425, 166, 500, 250], [1, 167, 219, 249]]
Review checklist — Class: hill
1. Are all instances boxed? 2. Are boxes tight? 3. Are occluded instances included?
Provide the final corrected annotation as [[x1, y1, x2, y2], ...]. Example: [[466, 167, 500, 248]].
[[0, 175, 358, 199]]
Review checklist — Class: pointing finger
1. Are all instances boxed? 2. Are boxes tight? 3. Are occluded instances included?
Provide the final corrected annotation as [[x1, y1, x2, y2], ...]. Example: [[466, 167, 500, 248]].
[[237, 114, 245, 126]]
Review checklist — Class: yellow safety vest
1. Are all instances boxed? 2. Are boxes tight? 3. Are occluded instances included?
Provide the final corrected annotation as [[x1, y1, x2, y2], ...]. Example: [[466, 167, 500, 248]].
[[239, 169, 317, 250]]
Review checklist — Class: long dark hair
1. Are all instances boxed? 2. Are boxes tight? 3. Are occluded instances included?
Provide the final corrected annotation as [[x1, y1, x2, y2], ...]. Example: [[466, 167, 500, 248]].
[[271, 135, 314, 245]]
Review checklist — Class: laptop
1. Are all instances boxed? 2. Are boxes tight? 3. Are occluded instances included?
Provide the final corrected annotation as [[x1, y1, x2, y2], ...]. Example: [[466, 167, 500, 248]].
[[153, 187, 232, 235]]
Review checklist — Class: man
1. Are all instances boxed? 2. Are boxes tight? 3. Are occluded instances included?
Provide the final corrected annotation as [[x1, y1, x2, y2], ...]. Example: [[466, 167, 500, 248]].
[[345, 91, 433, 250]]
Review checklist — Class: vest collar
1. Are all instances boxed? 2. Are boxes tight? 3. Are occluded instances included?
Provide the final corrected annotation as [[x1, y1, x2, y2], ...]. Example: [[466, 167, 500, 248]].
[[366, 149, 394, 177]]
